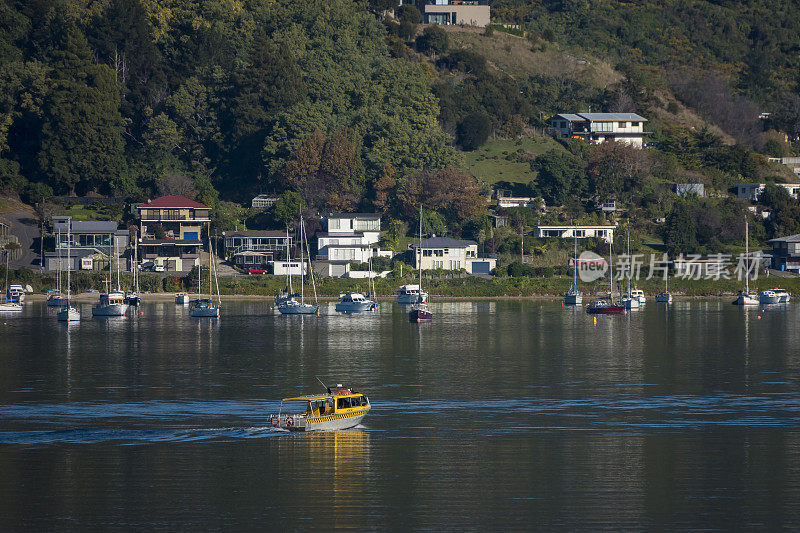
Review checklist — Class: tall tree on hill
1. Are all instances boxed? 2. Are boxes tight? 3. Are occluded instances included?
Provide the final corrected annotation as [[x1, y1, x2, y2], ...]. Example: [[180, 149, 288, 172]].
[[37, 17, 126, 195]]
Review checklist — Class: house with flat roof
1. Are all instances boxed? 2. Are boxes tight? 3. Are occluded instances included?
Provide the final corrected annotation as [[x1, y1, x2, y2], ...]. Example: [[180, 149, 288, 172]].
[[49, 217, 129, 271], [316, 213, 384, 263], [549, 113, 648, 148], [533, 224, 617, 244], [417, 0, 491, 27], [736, 182, 800, 202], [135, 196, 210, 272], [411, 236, 496, 275], [222, 230, 291, 267]]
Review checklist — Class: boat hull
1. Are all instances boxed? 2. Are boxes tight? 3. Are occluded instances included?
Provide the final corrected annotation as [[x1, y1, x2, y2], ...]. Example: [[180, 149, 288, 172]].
[[278, 303, 319, 315], [57, 307, 81, 322], [92, 304, 129, 317], [622, 297, 640, 309], [564, 292, 582, 305], [759, 294, 780, 304], [409, 308, 433, 322], [335, 302, 376, 314], [189, 307, 220, 318], [272, 410, 368, 432], [586, 305, 626, 315], [655, 292, 673, 303], [0, 302, 23, 312], [397, 292, 428, 305], [733, 294, 759, 306], [175, 294, 189, 305]]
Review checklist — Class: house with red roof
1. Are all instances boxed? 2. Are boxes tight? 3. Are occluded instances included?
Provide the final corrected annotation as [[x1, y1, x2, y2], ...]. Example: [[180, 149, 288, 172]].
[[135, 196, 211, 272]]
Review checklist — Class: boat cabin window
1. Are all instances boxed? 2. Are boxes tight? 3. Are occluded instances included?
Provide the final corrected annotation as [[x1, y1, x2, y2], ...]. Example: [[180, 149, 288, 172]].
[[337, 397, 351, 409]]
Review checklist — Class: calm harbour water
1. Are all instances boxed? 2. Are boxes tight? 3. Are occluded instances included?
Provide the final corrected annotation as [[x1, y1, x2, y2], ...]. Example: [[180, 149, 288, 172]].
[[1, 299, 800, 529]]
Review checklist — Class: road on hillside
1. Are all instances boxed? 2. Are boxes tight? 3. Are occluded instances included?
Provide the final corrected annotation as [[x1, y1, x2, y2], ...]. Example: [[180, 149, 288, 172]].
[[4, 212, 40, 269]]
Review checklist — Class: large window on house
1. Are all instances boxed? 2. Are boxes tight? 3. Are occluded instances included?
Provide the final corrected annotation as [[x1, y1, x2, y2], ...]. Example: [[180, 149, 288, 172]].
[[591, 121, 613, 132]]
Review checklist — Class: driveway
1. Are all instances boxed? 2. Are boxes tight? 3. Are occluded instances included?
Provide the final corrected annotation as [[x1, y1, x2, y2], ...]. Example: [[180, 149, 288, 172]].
[[4, 212, 40, 269]]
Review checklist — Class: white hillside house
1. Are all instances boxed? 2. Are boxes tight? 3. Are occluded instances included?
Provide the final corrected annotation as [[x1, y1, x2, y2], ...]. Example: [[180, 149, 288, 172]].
[[534, 224, 617, 244], [550, 113, 648, 148], [316, 213, 385, 263]]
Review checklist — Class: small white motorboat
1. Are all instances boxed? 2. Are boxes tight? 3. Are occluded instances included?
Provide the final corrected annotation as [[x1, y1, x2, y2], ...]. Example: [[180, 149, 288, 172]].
[[396, 284, 428, 305], [175, 293, 190, 305], [629, 289, 646, 304], [6, 284, 25, 303], [335, 292, 377, 314], [734, 291, 759, 306]]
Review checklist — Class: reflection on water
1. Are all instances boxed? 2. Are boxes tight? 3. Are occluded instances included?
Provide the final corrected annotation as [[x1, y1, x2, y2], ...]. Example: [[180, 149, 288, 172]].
[[1, 299, 800, 528]]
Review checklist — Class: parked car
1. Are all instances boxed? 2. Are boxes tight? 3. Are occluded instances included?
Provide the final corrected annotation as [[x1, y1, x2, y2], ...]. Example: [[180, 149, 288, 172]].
[[247, 267, 268, 275], [154, 264, 165, 272], [139, 261, 155, 271]]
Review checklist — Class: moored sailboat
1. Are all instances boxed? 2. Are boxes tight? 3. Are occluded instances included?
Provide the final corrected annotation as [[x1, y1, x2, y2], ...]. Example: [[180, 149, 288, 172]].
[[189, 224, 221, 318], [278, 215, 319, 315], [57, 217, 80, 322], [586, 232, 626, 315], [409, 205, 432, 322], [564, 228, 582, 305], [734, 220, 758, 306]]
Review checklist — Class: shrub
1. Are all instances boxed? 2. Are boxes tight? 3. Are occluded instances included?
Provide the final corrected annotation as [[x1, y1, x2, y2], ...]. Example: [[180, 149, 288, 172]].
[[457, 112, 492, 151]]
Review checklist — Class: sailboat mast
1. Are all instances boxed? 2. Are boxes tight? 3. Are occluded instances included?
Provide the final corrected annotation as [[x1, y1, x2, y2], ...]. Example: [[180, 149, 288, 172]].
[[286, 225, 293, 294], [573, 228, 578, 289], [66, 218, 71, 302], [419, 204, 423, 293], [302, 218, 318, 304], [299, 215, 304, 305], [609, 233, 614, 303], [745, 219, 749, 293]]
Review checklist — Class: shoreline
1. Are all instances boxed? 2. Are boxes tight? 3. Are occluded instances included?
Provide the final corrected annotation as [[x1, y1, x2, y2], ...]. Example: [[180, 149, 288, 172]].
[[25, 292, 740, 303]]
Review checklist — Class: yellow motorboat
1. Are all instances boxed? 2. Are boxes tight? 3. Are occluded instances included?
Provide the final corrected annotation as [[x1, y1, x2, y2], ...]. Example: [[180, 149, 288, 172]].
[[271, 385, 370, 432]]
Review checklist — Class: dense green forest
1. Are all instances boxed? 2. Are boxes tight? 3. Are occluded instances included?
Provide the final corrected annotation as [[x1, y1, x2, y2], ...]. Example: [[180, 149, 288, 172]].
[[2, 0, 800, 266]]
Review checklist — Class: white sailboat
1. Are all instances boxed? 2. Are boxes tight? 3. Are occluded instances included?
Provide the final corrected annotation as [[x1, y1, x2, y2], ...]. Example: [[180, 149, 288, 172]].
[[564, 228, 582, 305], [57, 217, 81, 322], [47, 228, 69, 307], [92, 240, 128, 317], [278, 216, 319, 315], [621, 226, 640, 310], [409, 205, 432, 321], [0, 246, 23, 312], [189, 223, 221, 318], [734, 220, 759, 306]]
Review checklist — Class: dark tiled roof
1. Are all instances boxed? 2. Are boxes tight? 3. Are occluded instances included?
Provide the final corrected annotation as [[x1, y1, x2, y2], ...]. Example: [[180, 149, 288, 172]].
[[325, 213, 381, 220], [139, 196, 209, 209], [225, 230, 287, 238], [411, 237, 477, 249]]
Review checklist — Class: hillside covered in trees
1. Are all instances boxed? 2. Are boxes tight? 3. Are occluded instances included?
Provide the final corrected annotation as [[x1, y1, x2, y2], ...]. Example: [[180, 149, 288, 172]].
[[2, 0, 800, 264]]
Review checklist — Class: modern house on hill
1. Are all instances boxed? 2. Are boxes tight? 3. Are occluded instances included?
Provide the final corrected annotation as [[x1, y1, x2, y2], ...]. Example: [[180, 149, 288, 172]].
[[222, 230, 291, 267], [736, 182, 800, 202], [533, 224, 617, 244], [398, 1, 490, 27], [411, 236, 496, 275], [549, 113, 648, 148], [135, 195, 211, 272], [46, 217, 129, 271], [316, 213, 384, 264]]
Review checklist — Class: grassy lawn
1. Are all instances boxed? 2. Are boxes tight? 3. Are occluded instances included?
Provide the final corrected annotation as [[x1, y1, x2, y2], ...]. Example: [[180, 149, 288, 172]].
[[465, 135, 565, 186], [62, 204, 123, 222]]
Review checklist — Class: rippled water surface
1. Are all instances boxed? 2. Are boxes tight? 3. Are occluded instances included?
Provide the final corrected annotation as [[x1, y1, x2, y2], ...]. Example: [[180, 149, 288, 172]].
[[2, 299, 800, 529]]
